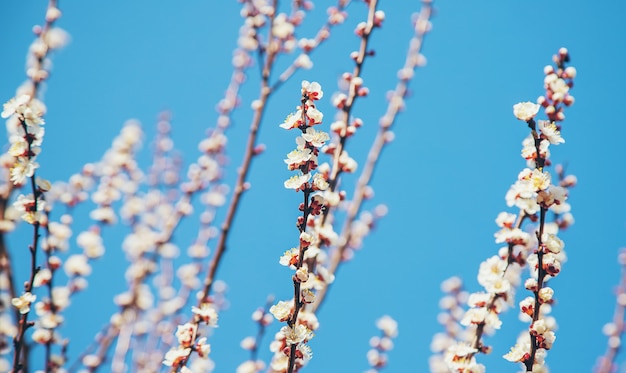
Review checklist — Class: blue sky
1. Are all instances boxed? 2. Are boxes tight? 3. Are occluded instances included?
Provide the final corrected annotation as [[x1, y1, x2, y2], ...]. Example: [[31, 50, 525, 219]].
[[2, 1, 626, 372]]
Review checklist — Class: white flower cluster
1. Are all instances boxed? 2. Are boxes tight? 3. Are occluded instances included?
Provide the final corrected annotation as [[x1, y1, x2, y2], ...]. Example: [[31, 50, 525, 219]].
[[2, 95, 49, 225], [162, 303, 218, 370], [267, 81, 335, 372], [502, 49, 576, 371], [445, 49, 576, 372], [364, 315, 399, 372]]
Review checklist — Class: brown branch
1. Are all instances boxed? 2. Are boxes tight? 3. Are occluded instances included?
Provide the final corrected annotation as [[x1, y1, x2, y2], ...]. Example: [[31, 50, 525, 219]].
[[595, 249, 626, 373], [313, 0, 433, 313]]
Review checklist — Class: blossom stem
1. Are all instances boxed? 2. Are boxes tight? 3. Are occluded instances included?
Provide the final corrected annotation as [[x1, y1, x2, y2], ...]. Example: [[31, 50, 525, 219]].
[[595, 250, 626, 373], [525, 206, 548, 371], [199, 0, 278, 305], [324, 0, 379, 201], [313, 0, 433, 313], [12, 121, 44, 373], [272, 0, 349, 91]]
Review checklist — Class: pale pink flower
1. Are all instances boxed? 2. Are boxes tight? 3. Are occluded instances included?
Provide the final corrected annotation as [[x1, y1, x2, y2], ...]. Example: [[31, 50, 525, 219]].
[[312, 173, 329, 191], [8, 137, 31, 158], [524, 278, 538, 291], [22, 106, 45, 126], [284, 173, 311, 190], [478, 256, 506, 282], [540, 331, 556, 349], [549, 78, 569, 101], [39, 312, 64, 329], [494, 228, 530, 245], [279, 248, 299, 267], [196, 337, 211, 358], [52, 287, 71, 310], [280, 110, 303, 130], [299, 231, 314, 246], [298, 311, 319, 331], [269, 355, 289, 372], [175, 323, 196, 348], [519, 168, 551, 191], [542, 233, 564, 254], [198, 132, 227, 153], [542, 253, 561, 276], [163, 347, 191, 367], [519, 296, 535, 317], [13, 193, 45, 224], [33, 268, 52, 287], [538, 120, 564, 144], [495, 212, 516, 229], [32, 328, 55, 344], [530, 319, 550, 336], [76, 230, 105, 258], [192, 303, 219, 327], [11, 158, 39, 185], [301, 127, 329, 147], [513, 101, 540, 121], [280, 324, 313, 345], [537, 185, 567, 207], [284, 148, 312, 169], [467, 292, 490, 308], [1, 94, 30, 118], [444, 343, 483, 372], [503, 342, 530, 362], [12, 292, 36, 314], [305, 106, 323, 125], [301, 289, 315, 303], [295, 267, 309, 282], [461, 308, 502, 329], [484, 277, 511, 296], [272, 13, 294, 39], [295, 54, 313, 69], [298, 38, 317, 51], [316, 265, 335, 285], [339, 151, 358, 172], [269, 300, 293, 322], [376, 315, 398, 338], [44, 27, 70, 50], [301, 80, 323, 100], [520, 136, 550, 163], [237, 360, 264, 373], [64, 254, 91, 276], [297, 343, 313, 362], [89, 206, 117, 224], [538, 287, 554, 303]]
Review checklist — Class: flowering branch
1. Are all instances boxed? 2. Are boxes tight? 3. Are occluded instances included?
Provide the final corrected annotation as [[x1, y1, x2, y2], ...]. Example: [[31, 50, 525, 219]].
[[443, 48, 576, 372], [269, 80, 327, 373], [313, 0, 433, 313], [595, 249, 626, 373], [325, 0, 382, 197], [237, 298, 275, 373], [1, 2, 69, 371], [365, 315, 399, 372]]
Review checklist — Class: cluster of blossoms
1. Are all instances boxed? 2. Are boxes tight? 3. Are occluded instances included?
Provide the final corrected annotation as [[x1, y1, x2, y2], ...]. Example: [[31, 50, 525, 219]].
[[162, 303, 218, 371], [430, 277, 470, 372], [503, 48, 575, 373], [2, 96, 48, 225], [443, 49, 576, 373], [0, 5, 71, 371], [268, 80, 331, 373], [236, 304, 275, 373], [364, 315, 399, 373], [595, 249, 626, 373], [2, 96, 45, 187]]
